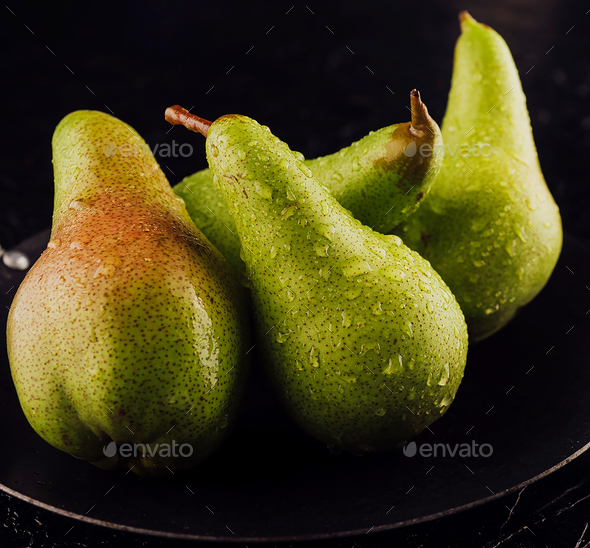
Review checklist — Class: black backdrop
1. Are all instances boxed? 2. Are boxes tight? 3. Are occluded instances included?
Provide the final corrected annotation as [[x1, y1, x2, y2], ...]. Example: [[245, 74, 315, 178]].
[[1, 0, 590, 546]]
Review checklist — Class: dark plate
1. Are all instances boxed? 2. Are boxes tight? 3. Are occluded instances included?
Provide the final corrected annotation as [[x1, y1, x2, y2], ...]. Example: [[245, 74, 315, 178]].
[[1, 230, 589, 542]]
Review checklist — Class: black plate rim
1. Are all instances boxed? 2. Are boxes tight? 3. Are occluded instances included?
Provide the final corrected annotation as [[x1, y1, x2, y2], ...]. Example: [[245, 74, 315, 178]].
[[1, 441, 589, 543]]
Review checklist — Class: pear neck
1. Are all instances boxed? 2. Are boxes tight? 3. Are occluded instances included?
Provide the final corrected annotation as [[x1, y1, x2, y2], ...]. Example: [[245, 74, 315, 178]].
[[51, 111, 175, 230], [207, 116, 353, 262], [442, 17, 536, 159]]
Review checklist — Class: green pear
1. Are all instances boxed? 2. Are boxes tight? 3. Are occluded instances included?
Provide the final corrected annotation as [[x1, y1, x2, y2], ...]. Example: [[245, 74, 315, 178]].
[[394, 12, 562, 341], [6, 110, 250, 477], [172, 90, 442, 284], [172, 109, 467, 451]]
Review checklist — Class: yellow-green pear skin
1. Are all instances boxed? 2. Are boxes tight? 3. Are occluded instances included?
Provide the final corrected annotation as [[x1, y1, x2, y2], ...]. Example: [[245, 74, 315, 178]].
[[174, 91, 443, 284], [6, 111, 250, 477], [206, 114, 468, 452], [394, 13, 562, 341]]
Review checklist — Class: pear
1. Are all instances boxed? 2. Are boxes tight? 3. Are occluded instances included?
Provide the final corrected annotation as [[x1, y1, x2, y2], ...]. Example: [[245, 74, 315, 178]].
[[394, 12, 562, 341], [6, 110, 250, 477], [172, 90, 442, 283], [170, 109, 468, 451]]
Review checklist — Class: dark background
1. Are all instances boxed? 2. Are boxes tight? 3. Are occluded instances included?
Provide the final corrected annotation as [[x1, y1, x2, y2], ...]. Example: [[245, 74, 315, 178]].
[[1, 0, 589, 546]]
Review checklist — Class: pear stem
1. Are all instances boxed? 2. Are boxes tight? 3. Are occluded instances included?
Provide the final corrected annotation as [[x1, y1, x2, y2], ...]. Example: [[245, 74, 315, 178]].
[[409, 89, 435, 137], [165, 106, 212, 137], [459, 10, 470, 25]]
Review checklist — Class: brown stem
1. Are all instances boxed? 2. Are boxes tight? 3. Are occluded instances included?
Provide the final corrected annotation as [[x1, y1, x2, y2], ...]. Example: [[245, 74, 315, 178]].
[[459, 11, 488, 31], [459, 10, 471, 26], [164, 105, 212, 137], [409, 89, 436, 138]]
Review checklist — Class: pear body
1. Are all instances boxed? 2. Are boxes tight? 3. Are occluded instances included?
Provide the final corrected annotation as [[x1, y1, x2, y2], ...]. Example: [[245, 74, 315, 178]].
[[6, 111, 250, 476], [175, 95, 442, 284], [394, 14, 562, 341], [206, 115, 467, 451]]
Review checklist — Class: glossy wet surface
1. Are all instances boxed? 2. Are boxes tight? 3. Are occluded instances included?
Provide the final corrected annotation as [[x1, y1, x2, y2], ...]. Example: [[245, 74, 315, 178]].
[[1, 230, 589, 541]]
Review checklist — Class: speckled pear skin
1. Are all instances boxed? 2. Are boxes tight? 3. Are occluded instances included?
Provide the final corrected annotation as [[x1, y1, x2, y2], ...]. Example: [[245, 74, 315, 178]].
[[6, 110, 250, 477], [174, 92, 442, 285], [394, 13, 562, 342], [206, 114, 467, 452]]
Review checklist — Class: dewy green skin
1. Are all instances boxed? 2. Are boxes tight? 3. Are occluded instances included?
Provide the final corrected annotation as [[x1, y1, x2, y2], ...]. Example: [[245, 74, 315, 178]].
[[172, 91, 442, 285], [170, 109, 468, 451], [394, 12, 562, 341], [6, 111, 251, 477]]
